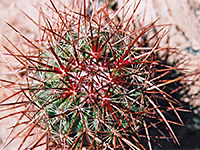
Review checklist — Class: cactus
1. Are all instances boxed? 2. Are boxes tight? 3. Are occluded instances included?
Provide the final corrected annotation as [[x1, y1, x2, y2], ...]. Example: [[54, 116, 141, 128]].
[[0, 0, 191, 149]]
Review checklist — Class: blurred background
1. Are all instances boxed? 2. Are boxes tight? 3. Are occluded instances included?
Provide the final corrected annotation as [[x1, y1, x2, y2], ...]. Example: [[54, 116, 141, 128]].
[[0, 0, 200, 149]]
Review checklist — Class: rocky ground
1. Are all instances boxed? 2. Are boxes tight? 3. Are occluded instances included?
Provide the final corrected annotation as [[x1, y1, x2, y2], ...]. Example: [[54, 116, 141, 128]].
[[0, 1, 46, 149], [0, 0, 200, 149]]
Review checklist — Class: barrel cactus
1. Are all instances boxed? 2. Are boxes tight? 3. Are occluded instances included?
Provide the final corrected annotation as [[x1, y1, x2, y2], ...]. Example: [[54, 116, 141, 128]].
[[0, 0, 189, 149]]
